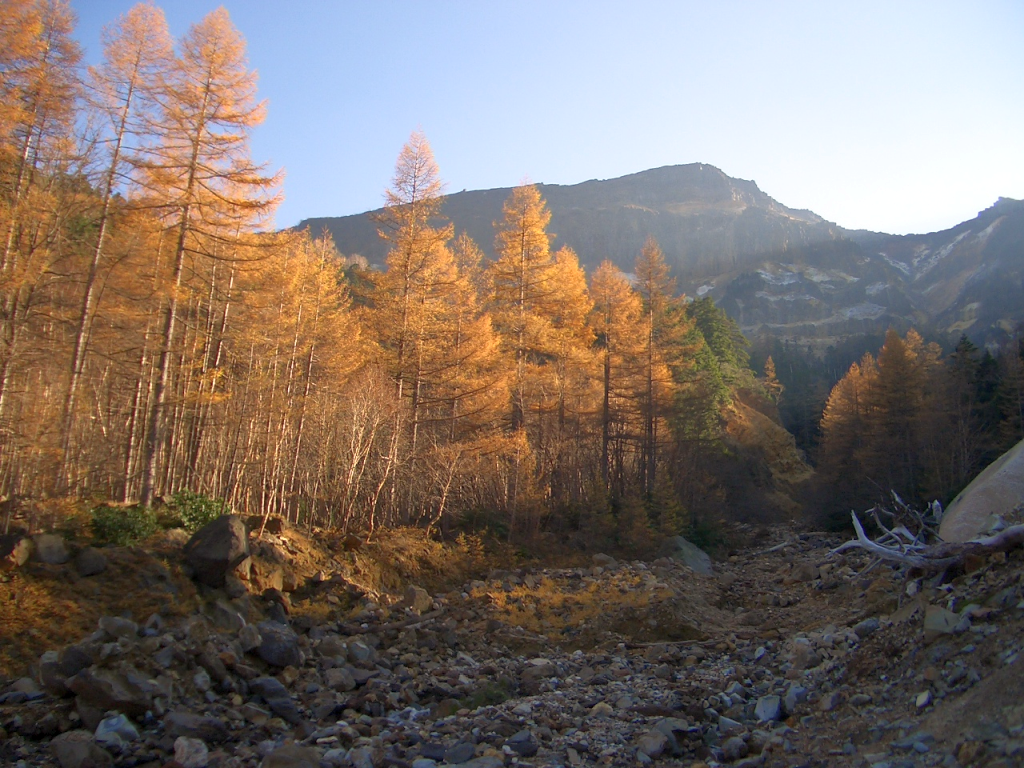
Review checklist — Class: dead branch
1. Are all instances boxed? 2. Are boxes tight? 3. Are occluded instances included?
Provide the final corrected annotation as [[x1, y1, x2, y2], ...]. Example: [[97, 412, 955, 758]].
[[832, 509, 1024, 574]]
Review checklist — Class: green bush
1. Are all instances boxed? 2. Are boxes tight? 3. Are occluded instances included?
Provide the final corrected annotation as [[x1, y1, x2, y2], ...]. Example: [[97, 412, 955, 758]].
[[90, 504, 158, 546], [170, 490, 228, 533]]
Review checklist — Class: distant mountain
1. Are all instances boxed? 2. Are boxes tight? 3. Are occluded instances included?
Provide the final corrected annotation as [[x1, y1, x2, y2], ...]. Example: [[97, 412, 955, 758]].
[[298, 164, 843, 275], [297, 165, 1024, 349], [708, 197, 1024, 349]]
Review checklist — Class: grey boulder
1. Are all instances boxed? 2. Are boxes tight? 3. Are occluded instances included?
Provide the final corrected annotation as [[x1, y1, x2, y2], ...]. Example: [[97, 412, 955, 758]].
[[183, 514, 249, 587]]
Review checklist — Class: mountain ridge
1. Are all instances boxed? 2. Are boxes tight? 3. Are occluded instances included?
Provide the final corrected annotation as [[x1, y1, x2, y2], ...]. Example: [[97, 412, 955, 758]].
[[298, 165, 1024, 348]]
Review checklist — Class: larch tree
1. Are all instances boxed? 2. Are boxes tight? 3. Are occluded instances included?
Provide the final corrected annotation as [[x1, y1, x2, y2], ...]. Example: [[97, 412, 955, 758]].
[[133, 7, 281, 507], [817, 352, 878, 512], [542, 245, 597, 509], [869, 328, 942, 498], [372, 130, 454, 452], [589, 260, 645, 493], [488, 184, 559, 433], [59, 2, 173, 488], [0, 0, 82, 496], [633, 236, 689, 495]]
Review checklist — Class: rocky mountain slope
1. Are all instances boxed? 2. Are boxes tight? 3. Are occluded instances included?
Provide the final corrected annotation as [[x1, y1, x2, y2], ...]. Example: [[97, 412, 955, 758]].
[[4, 518, 1024, 767], [299, 164, 842, 279], [300, 167, 1024, 349]]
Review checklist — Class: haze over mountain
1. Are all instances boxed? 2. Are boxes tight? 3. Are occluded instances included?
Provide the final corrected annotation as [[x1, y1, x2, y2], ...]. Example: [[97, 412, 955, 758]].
[[299, 164, 1024, 349]]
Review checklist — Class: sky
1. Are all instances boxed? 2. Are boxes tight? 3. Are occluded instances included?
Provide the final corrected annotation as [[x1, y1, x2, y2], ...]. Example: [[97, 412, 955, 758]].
[[69, 1, 1024, 236]]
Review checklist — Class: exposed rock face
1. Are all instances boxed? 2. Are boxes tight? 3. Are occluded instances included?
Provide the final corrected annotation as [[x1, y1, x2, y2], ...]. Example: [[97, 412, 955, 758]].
[[304, 166, 1024, 349], [940, 438, 1024, 542], [183, 514, 249, 587]]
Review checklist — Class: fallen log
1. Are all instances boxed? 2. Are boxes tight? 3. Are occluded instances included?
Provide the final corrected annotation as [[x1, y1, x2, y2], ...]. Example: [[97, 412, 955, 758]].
[[832, 510, 1024, 574]]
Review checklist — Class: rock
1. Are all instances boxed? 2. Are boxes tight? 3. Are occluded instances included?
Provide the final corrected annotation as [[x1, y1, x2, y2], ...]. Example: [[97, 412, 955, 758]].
[[445, 741, 477, 764], [347, 639, 374, 663], [462, 759, 503, 768], [94, 713, 139, 749], [164, 711, 229, 743], [39, 651, 68, 695], [754, 695, 782, 722], [916, 691, 932, 708], [261, 744, 321, 768], [420, 743, 447, 761], [819, 691, 843, 711], [783, 685, 808, 715], [50, 729, 113, 768], [32, 533, 70, 564], [592, 553, 617, 567], [183, 514, 250, 587], [239, 622, 262, 652], [256, 620, 303, 668], [66, 667, 152, 718], [98, 615, 138, 640], [324, 666, 356, 691], [652, 718, 689, 756], [281, 568, 301, 592], [853, 617, 881, 638], [791, 562, 819, 582], [662, 536, 713, 575], [39, 646, 91, 696], [718, 715, 745, 735], [505, 729, 539, 757], [402, 584, 433, 615], [924, 605, 961, 642], [73, 547, 108, 577], [174, 736, 210, 768], [722, 736, 749, 761], [76, 695, 105, 731], [636, 729, 669, 758], [349, 746, 376, 768], [209, 599, 246, 632], [224, 573, 248, 598], [940, 438, 1024, 542], [251, 560, 284, 592], [250, 676, 303, 725], [0, 532, 33, 571]]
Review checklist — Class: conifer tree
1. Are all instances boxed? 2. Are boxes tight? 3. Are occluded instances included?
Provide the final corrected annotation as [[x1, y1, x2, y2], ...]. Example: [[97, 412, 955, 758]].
[[588, 260, 644, 492], [633, 236, 692, 494], [59, 2, 173, 487], [0, 0, 82, 496], [489, 184, 558, 432], [135, 7, 281, 506]]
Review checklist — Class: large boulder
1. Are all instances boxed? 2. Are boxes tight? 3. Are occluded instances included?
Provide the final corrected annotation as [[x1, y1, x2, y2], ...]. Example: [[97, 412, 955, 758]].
[[183, 514, 249, 587], [73, 547, 108, 577], [661, 536, 713, 575], [940, 438, 1024, 543], [66, 667, 153, 718], [32, 533, 70, 564]]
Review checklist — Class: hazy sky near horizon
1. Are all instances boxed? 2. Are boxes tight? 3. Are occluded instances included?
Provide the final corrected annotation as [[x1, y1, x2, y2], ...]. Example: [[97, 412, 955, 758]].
[[70, 1, 1024, 236]]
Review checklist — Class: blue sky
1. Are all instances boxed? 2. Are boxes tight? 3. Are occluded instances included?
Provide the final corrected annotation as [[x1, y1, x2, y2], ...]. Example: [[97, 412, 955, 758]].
[[70, 1, 1024, 235]]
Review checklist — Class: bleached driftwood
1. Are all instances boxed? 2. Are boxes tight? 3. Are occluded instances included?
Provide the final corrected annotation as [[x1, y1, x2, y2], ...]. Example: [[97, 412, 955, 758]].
[[832, 496, 1024, 574]]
